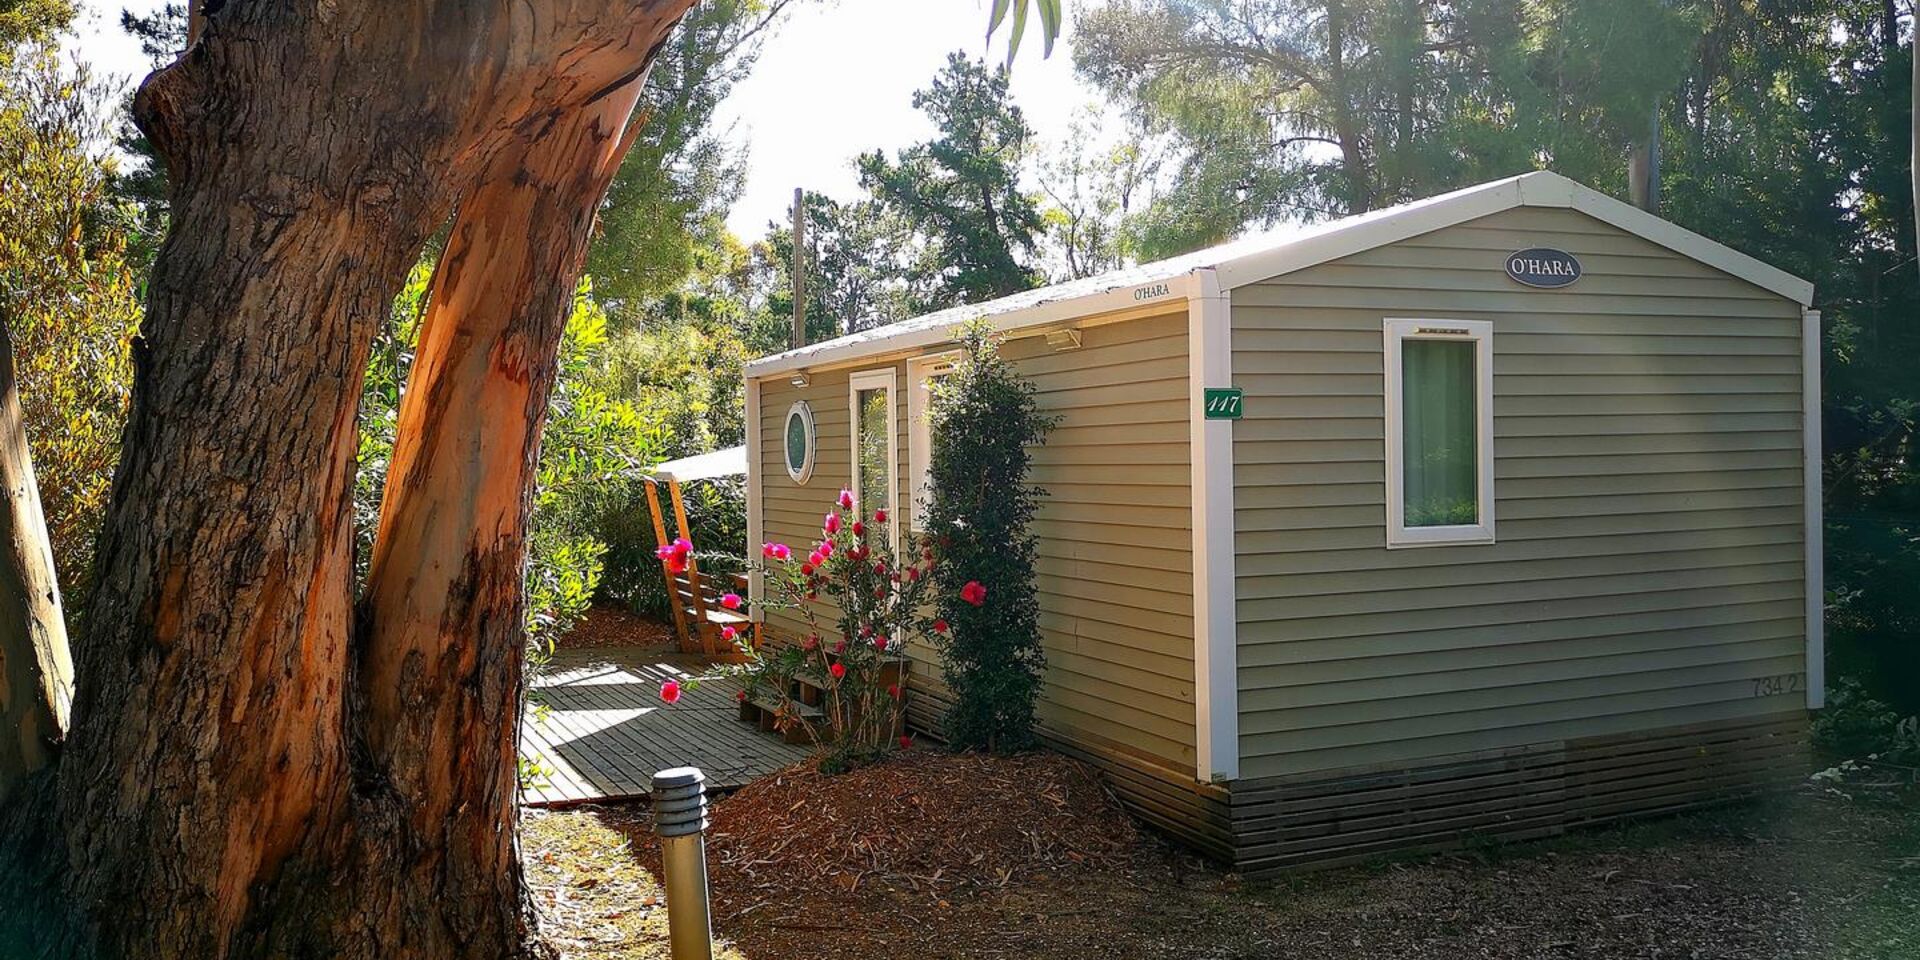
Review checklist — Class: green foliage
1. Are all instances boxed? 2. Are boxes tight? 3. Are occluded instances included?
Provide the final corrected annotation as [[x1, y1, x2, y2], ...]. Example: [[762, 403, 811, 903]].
[[857, 53, 1046, 310], [586, 235, 761, 614], [1814, 677, 1920, 766], [1076, 0, 1703, 249], [0, 46, 140, 617], [358, 263, 665, 659], [923, 321, 1057, 752], [986, 0, 1064, 65], [0, 0, 73, 59], [585, 0, 801, 312], [758, 192, 916, 340], [111, 3, 186, 272]]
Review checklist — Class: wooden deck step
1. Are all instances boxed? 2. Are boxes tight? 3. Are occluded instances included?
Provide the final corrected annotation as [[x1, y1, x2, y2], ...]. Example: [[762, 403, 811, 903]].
[[740, 691, 823, 744]]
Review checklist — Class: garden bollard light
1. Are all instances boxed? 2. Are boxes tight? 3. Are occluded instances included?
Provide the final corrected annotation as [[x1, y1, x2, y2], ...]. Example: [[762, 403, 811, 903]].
[[653, 766, 714, 960]]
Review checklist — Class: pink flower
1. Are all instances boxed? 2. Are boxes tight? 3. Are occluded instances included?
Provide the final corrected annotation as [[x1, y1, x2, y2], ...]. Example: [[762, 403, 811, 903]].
[[933, 619, 949, 634], [720, 592, 742, 610], [819, 540, 835, 558], [762, 542, 791, 561], [805, 554, 822, 571], [721, 625, 738, 642], [824, 512, 841, 535], [659, 680, 681, 704], [961, 581, 987, 607], [839, 489, 855, 509], [829, 662, 846, 679], [873, 508, 888, 524]]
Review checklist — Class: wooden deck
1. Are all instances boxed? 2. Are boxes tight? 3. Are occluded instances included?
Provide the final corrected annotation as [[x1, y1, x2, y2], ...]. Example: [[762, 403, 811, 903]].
[[519, 647, 812, 807]]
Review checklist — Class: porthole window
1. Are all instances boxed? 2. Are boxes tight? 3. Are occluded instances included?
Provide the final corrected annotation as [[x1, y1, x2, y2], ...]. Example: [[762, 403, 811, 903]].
[[784, 400, 816, 484]]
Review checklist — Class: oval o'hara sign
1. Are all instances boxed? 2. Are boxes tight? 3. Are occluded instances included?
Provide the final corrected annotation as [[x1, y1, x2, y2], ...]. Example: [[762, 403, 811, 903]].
[[1505, 248, 1582, 288]]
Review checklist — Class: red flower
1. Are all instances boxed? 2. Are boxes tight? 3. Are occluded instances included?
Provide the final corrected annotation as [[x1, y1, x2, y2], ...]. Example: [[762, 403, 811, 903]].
[[852, 520, 865, 537], [961, 581, 987, 606], [873, 586, 886, 598], [801, 562, 815, 576], [659, 680, 681, 704], [905, 567, 919, 583], [874, 562, 887, 576], [887, 684, 901, 699], [720, 592, 742, 610], [829, 662, 846, 680], [933, 619, 949, 634], [819, 539, 835, 558], [859, 624, 874, 638], [735, 689, 747, 703], [721, 625, 738, 642], [803, 634, 820, 650], [898, 735, 912, 750], [839, 489, 856, 510], [833, 639, 847, 654], [823, 512, 841, 535], [873, 633, 888, 650], [873, 508, 888, 524]]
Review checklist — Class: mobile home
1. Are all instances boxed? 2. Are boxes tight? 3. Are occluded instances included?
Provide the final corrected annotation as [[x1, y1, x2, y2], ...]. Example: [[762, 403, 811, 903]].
[[741, 171, 1820, 873]]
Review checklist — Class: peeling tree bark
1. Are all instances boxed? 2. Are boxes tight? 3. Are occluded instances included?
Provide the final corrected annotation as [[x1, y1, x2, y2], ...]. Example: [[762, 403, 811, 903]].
[[0, 313, 72, 799], [0, 2, 698, 958]]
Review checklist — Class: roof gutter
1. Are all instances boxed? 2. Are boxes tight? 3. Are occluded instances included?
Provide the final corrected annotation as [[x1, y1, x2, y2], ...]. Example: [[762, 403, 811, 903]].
[[744, 273, 1200, 379]]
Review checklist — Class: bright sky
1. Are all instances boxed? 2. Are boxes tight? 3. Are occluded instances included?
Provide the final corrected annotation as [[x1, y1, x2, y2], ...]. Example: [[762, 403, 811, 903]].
[[71, 0, 1106, 242]]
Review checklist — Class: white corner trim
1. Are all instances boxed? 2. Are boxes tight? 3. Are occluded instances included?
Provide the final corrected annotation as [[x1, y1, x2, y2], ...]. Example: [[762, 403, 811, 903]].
[[1187, 268, 1238, 784], [847, 367, 901, 558], [1803, 310, 1824, 709], [744, 376, 764, 623], [1382, 318, 1497, 548]]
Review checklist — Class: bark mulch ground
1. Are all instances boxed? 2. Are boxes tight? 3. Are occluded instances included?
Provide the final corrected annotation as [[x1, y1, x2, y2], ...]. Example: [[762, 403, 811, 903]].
[[523, 747, 1920, 960], [553, 604, 677, 651]]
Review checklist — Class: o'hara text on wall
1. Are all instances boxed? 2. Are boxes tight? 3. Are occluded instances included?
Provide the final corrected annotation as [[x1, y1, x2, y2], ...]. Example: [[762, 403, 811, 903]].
[[1504, 248, 1582, 288]]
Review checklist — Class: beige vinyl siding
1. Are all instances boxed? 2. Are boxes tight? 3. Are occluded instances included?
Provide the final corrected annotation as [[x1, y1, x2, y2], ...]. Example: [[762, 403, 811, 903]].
[[1230, 204, 1807, 780], [755, 311, 1198, 770]]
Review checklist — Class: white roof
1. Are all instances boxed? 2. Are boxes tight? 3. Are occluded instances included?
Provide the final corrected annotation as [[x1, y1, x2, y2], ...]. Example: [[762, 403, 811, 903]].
[[649, 446, 746, 483], [746, 171, 1813, 378]]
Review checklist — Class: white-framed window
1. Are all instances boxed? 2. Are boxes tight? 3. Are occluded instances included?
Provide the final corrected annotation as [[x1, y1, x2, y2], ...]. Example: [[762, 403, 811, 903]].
[[783, 400, 816, 484], [1383, 318, 1495, 548], [848, 368, 899, 552], [906, 353, 957, 532]]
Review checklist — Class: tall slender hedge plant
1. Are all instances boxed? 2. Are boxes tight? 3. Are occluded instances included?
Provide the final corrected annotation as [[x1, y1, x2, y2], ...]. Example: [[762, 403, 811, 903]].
[[924, 321, 1057, 751]]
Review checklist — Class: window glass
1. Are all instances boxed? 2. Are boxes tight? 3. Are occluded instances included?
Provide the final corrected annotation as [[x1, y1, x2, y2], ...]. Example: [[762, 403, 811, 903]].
[[783, 401, 814, 482], [1401, 339, 1479, 527], [855, 387, 890, 514]]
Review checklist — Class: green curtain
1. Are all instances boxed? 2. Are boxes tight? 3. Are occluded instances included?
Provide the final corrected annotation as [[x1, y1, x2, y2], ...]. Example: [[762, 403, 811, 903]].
[[856, 388, 890, 513], [1402, 340, 1478, 527]]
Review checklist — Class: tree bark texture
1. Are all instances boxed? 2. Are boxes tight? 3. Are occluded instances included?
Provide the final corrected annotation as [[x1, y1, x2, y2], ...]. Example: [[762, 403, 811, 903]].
[[0, 314, 73, 798], [0, 2, 696, 958]]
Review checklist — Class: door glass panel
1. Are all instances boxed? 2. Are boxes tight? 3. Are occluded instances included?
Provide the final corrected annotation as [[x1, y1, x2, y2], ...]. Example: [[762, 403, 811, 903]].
[[855, 387, 890, 516]]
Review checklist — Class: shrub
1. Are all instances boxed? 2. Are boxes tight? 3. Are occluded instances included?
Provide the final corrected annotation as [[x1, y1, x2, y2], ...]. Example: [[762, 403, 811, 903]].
[[922, 321, 1056, 752], [0, 49, 140, 619], [1814, 676, 1920, 766], [689, 490, 937, 771]]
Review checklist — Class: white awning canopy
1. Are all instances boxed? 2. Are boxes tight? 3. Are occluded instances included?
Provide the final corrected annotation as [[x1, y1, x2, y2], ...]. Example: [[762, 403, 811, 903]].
[[649, 446, 747, 483]]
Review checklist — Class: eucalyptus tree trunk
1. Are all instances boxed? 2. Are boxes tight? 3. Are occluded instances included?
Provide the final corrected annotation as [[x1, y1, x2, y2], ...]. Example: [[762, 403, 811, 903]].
[[0, 2, 697, 957], [0, 314, 71, 799]]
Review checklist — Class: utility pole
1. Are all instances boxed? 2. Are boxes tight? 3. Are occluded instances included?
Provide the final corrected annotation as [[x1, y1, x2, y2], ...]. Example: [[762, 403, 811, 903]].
[[791, 187, 807, 350]]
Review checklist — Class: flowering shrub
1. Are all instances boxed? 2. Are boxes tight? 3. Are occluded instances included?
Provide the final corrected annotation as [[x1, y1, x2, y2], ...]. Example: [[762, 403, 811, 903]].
[[923, 321, 1056, 752], [664, 488, 949, 771]]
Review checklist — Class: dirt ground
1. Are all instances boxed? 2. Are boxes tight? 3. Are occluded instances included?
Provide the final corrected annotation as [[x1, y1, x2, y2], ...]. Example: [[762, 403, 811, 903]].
[[522, 768, 1919, 960]]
